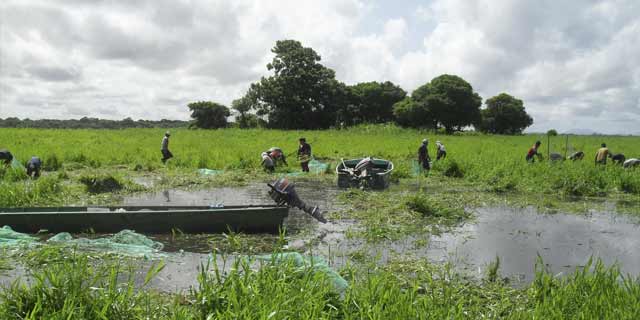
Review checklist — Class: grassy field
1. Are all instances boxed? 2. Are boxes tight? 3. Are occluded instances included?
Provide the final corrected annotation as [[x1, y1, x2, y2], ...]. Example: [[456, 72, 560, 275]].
[[1, 125, 640, 207], [1, 126, 640, 318]]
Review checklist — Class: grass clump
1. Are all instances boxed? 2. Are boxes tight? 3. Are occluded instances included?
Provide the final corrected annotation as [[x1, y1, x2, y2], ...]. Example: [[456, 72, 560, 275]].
[[442, 160, 464, 178], [0, 253, 181, 319], [78, 172, 144, 194], [43, 153, 61, 171], [618, 173, 640, 194], [0, 176, 66, 207], [404, 193, 468, 222], [79, 173, 124, 193], [515, 258, 640, 319]]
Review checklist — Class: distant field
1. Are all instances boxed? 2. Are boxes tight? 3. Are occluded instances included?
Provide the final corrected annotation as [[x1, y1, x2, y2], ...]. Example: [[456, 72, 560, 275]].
[[2, 125, 640, 199]]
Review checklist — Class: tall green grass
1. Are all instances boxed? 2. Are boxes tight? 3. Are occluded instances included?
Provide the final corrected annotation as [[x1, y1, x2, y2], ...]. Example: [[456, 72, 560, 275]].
[[1, 125, 640, 207], [1, 249, 638, 319]]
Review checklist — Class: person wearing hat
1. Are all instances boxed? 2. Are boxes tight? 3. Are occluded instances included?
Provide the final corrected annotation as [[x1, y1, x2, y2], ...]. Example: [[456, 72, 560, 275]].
[[297, 138, 312, 172], [435, 141, 447, 160], [526, 141, 542, 163], [595, 143, 611, 165], [418, 139, 431, 171], [161, 132, 173, 163]]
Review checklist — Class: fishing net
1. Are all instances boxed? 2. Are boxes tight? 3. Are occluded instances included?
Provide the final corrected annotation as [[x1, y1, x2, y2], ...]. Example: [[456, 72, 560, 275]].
[[286, 159, 329, 176], [47, 230, 164, 258], [198, 168, 224, 175], [308, 159, 328, 174], [0, 226, 38, 246], [256, 252, 348, 294], [10, 158, 22, 169], [412, 160, 432, 176]]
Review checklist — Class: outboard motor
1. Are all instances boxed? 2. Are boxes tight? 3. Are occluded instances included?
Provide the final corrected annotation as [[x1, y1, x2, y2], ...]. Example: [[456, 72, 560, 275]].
[[267, 177, 326, 223]]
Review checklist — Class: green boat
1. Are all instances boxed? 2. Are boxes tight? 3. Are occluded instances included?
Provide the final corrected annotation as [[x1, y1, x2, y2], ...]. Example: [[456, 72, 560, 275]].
[[0, 205, 288, 234], [336, 158, 394, 189]]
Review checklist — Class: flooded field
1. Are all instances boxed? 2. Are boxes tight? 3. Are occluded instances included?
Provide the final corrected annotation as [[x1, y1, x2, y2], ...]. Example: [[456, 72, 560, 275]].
[[2, 179, 639, 296], [119, 183, 640, 287]]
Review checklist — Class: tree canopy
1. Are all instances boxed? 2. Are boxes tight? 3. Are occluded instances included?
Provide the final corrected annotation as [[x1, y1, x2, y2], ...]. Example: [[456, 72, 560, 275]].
[[245, 40, 348, 129], [0, 117, 188, 129], [392, 97, 429, 128], [394, 74, 482, 132], [339, 81, 406, 126], [187, 101, 230, 129], [478, 93, 533, 134]]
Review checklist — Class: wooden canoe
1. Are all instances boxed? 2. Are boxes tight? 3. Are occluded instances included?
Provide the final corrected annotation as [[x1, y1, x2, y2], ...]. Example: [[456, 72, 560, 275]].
[[0, 205, 288, 234]]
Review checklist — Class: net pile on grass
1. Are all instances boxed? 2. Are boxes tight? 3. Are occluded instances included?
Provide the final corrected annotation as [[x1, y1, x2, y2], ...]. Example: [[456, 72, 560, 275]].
[[198, 168, 224, 175], [0, 226, 38, 246], [46, 229, 164, 258]]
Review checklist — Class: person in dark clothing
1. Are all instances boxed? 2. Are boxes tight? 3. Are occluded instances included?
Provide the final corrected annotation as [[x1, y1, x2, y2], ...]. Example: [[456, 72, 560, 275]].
[[297, 138, 312, 172], [612, 153, 626, 165], [26, 156, 42, 178], [526, 141, 542, 163], [161, 132, 173, 163], [418, 139, 431, 171], [0, 149, 13, 166]]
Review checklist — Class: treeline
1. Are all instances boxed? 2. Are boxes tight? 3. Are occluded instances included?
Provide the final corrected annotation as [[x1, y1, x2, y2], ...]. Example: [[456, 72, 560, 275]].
[[190, 39, 533, 134], [0, 117, 189, 129]]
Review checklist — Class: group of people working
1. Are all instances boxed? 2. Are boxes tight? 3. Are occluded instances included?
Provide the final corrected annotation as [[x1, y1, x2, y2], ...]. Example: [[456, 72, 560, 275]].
[[0, 149, 43, 178], [418, 139, 447, 171], [7, 133, 639, 181], [161, 132, 313, 172], [260, 138, 312, 172], [525, 140, 640, 168]]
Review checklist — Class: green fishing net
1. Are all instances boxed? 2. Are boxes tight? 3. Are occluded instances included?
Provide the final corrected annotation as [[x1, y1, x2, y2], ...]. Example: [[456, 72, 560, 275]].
[[256, 252, 348, 294]]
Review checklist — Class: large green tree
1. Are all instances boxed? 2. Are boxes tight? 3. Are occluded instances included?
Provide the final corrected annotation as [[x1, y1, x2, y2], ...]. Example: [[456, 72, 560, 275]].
[[340, 81, 406, 125], [392, 97, 431, 128], [187, 101, 230, 129], [412, 74, 482, 133], [245, 40, 348, 129], [478, 93, 533, 134]]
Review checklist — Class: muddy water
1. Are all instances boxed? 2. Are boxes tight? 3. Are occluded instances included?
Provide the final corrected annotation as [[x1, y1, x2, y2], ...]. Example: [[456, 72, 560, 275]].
[[123, 185, 640, 285], [426, 206, 640, 283]]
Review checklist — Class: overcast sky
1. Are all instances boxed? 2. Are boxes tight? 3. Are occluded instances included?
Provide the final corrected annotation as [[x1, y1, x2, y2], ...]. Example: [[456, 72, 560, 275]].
[[1, 0, 639, 134]]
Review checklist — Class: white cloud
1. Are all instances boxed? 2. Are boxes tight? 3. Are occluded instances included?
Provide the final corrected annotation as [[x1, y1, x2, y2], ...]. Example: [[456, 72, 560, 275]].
[[0, 0, 639, 133]]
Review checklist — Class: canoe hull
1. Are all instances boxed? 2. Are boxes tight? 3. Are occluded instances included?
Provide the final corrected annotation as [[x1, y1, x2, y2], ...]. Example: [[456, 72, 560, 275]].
[[0, 205, 288, 234]]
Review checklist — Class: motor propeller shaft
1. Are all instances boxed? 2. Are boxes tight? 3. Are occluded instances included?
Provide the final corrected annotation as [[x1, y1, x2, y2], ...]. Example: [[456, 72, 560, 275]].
[[267, 177, 327, 223]]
